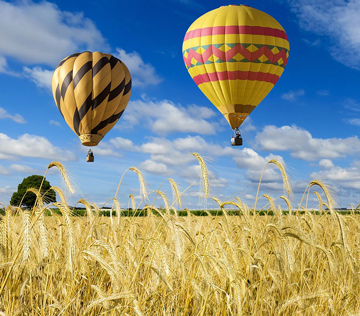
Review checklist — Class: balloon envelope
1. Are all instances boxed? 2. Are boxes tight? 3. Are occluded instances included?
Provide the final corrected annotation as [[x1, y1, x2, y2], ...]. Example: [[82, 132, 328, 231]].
[[52, 51, 132, 146], [182, 5, 289, 129]]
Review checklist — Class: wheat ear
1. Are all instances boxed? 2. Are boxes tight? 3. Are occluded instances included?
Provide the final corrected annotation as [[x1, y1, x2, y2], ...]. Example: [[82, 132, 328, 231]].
[[280, 196, 292, 215], [46, 162, 74, 193], [168, 178, 182, 208], [254, 159, 290, 211], [191, 153, 209, 197]]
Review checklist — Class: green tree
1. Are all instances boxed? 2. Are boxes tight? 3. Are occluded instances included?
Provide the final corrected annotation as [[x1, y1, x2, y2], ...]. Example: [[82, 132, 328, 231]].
[[10, 175, 56, 208]]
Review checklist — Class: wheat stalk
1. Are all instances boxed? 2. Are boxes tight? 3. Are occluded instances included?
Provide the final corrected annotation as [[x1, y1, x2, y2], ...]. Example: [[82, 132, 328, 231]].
[[76, 198, 94, 220], [309, 180, 334, 210], [168, 178, 182, 208], [262, 194, 276, 212], [313, 191, 323, 213], [129, 194, 136, 211], [191, 153, 209, 197], [254, 159, 290, 211]]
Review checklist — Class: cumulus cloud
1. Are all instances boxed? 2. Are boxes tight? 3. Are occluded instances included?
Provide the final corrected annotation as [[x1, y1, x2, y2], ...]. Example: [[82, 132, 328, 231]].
[[115, 48, 162, 87], [0, 133, 76, 161], [281, 89, 305, 101], [123, 98, 218, 135], [10, 164, 36, 173], [311, 160, 360, 189], [319, 159, 334, 169], [288, 0, 360, 69], [109, 137, 138, 151], [139, 159, 168, 175], [139, 136, 236, 168], [233, 148, 286, 184], [0, 0, 106, 67], [256, 125, 360, 161], [86, 137, 138, 157], [23, 66, 53, 89], [0, 107, 25, 124]]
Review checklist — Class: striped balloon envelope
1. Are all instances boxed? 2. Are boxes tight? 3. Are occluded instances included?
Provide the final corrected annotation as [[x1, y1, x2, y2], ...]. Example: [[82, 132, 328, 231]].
[[52, 51, 131, 146], [182, 5, 289, 129]]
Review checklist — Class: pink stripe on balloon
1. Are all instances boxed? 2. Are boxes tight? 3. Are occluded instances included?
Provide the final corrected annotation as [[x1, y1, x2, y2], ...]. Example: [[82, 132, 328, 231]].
[[184, 25, 288, 42]]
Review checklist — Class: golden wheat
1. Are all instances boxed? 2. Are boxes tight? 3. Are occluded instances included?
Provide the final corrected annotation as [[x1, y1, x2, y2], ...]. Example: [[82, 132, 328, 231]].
[[1, 158, 360, 315]]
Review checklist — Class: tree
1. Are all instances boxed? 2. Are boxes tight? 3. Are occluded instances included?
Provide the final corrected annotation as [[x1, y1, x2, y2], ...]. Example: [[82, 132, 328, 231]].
[[10, 175, 56, 208]]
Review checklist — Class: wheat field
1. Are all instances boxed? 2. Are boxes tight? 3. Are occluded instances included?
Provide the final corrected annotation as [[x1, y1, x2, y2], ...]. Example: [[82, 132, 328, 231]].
[[1, 157, 360, 315]]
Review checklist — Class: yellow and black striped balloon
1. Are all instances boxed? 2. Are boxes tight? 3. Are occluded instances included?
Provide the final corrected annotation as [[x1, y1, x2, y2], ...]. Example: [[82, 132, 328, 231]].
[[52, 51, 132, 146]]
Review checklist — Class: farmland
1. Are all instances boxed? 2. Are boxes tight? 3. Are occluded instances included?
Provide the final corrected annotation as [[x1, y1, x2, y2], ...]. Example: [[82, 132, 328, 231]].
[[1, 160, 360, 315]]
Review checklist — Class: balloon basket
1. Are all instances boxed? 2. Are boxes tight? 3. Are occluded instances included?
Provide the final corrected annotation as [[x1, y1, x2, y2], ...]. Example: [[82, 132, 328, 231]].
[[231, 128, 243, 146], [86, 149, 94, 162]]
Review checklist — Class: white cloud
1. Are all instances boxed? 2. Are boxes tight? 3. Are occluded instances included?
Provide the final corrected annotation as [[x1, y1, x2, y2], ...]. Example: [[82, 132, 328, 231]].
[[281, 89, 305, 101], [49, 120, 61, 127], [109, 137, 138, 151], [180, 165, 202, 179], [140, 138, 194, 166], [346, 118, 360, 126], [233, 148, 269, 170], [343, 98, 360, 112], [289, 0, 360, 69], [319, 159, 334, 169], [244, 194, 255, 200], [0, 56, 8, 73], [124, 98, 218, 135], [256, 125, 360, 161], [0, 186, 12, 193], [0, 165, 10, 175], [139, 159, 168, 175], [317, 90, 330, 97], [210, 177, 228, 188], [23, 66, 53, 89], [241, 116, 256, 132], [85, 137, 138, 157], [311, 160, 360, 189], [0, 107, 25, 124], [115, 48, 162, 87], [233, 149, 286, 184], [0, 133, 76, 161], [9, 164, 36, 173], [140, 136, 236, 168], [0, 0, 106, 67], [187, 104, 216, 119]]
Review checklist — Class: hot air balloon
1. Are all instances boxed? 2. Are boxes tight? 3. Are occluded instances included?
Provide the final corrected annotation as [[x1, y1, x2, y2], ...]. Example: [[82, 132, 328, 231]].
[[52, 51, 132, 161], [182, 5, 289, 146]]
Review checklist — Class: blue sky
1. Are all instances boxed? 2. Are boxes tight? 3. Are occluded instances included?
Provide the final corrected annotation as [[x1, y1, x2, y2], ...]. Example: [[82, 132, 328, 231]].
[[1, 0, 360, 209]]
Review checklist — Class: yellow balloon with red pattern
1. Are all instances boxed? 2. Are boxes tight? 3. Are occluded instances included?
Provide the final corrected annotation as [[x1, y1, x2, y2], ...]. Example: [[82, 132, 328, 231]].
[[182, 5, 289, 129]]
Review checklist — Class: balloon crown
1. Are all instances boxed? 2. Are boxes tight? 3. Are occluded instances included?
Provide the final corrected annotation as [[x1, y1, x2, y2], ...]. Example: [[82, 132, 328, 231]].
[[220, 4, 251, 7]]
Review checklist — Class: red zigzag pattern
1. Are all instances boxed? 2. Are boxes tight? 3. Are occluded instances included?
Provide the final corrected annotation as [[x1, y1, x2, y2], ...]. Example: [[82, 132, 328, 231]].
[[183, 44, 288, 68]]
